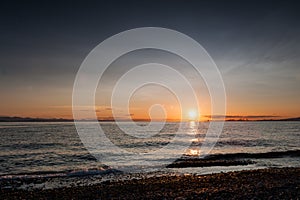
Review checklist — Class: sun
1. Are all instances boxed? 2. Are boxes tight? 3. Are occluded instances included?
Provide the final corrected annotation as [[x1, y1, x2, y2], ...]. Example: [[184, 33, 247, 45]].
[[188, 110, 198, 121]]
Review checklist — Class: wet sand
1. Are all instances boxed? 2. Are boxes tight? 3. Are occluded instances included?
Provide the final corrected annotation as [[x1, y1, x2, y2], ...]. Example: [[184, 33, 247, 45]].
[[1, 167, 299, 199]]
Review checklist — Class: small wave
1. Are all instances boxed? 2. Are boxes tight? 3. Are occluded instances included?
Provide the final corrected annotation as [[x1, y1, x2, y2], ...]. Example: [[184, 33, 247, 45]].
[[1, 142, 63, 150], [167, 159, 255, 168], [215, 139, 271, 147], [0, 167, 121, 181], [203, 149, 300, 160], [168, 150, 300, 168]]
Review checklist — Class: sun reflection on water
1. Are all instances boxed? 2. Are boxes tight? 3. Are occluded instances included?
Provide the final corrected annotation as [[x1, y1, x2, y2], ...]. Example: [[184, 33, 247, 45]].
[[185, 121, 201, 156], [187, 148, 201, 156]]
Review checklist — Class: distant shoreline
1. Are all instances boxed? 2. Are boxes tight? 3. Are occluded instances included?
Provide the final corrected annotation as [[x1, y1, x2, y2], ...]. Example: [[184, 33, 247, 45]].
[[0, 116, 299, 122]]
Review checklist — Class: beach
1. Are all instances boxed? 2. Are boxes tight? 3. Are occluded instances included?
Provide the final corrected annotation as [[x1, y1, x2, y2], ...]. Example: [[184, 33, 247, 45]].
[[1, 122, 299, 199], [1, 167, 299, 199]]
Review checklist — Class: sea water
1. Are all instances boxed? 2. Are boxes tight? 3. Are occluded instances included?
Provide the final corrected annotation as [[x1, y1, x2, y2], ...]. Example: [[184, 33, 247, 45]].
[[0, 121, 299, 189]]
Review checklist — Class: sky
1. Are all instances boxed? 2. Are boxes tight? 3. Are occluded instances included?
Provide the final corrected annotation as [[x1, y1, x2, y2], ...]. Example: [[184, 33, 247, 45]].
[[0, 0, 300, 120]]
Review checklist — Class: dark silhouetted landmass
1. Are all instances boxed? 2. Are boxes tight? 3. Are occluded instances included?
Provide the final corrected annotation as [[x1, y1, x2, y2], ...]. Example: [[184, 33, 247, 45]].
[[0, 116, 299, 122], [277, 117, 300, 121], [224, 117, 300, 122], [0, 116, 73, 122]]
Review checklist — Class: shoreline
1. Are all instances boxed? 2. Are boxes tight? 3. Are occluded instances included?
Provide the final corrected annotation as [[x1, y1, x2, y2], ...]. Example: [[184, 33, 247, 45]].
[[1, 167, 299, 199]]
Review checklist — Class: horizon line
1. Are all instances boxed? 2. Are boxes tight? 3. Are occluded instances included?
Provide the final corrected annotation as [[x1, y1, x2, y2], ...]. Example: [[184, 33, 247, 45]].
[[0, 115, 299, 122]]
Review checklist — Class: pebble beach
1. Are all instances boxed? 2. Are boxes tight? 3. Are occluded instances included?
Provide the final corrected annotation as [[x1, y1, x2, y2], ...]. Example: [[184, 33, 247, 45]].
[[1, 167, 299, 199]]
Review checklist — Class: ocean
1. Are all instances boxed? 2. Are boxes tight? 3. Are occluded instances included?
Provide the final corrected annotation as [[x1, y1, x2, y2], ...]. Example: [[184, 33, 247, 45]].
[[0, 121, 299, 189]]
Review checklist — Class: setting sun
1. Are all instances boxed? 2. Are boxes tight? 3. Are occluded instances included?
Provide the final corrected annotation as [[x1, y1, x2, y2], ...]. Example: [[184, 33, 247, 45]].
[[188, 110, 198, 120]]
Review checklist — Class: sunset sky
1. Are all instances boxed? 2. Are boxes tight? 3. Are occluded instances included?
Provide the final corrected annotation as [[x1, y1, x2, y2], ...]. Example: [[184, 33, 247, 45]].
[[0, 0, 300, 120]]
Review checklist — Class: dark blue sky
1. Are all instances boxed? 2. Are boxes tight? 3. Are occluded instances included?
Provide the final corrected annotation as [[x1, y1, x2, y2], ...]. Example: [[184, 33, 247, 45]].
[[0, 0, 299, 118]]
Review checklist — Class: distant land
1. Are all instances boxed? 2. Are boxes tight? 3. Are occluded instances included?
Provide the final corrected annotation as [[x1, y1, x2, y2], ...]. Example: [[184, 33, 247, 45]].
[[0, 116, 300, 122], [266, 117, 300, 121], [0, 116, 74, 122], [226, 117, 300, 122]]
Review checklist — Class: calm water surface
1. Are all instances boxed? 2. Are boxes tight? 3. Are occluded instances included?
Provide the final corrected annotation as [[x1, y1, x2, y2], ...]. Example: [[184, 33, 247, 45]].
[[0, 121, 299, 176]]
